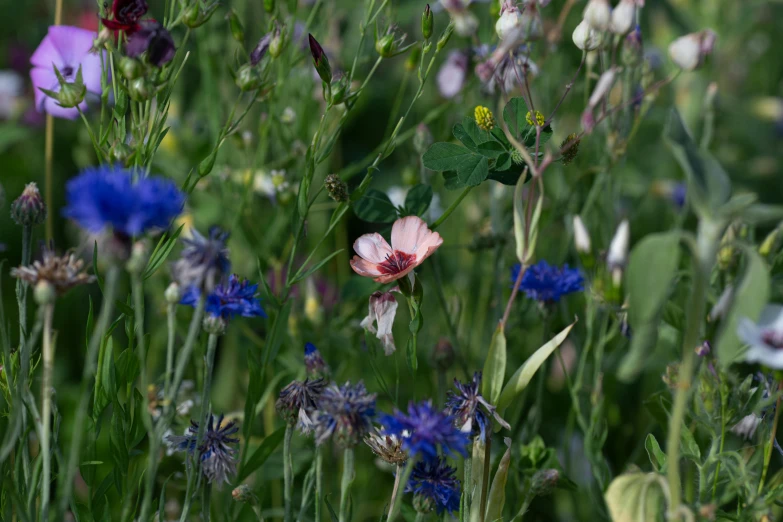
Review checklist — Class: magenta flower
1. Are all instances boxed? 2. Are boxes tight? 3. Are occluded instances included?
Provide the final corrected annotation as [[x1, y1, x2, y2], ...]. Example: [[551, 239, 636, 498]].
[[30, 26, 103, 119]]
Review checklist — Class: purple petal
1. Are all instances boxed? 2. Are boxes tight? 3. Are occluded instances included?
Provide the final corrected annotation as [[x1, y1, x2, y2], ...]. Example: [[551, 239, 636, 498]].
[[46, 26, 97, 66], [30, 34, 65, 70]]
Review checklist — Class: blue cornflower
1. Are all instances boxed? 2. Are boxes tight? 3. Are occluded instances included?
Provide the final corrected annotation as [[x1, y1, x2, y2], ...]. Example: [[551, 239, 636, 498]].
[[172, 226, 231, 292], [511, 260, 584, 303], [62, 165, 184, 236], [313, 381, 377, 447], [181, 274, 266, 320], [381, 400, 469, 461], [275, 377, 327, 434], [671, 183, 687, 209], [406, 457, 461, 514], [446, 372, 510, 442], [304, 342, 330, 378], [167, 414, 239, 485]]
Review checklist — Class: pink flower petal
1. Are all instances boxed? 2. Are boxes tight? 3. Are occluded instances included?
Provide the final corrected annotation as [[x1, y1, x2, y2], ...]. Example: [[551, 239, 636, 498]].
[[413, 229, 444, 264], [350, 256, 383, 278], [353, 233, 393, 264], [390, 215, 434, 255]]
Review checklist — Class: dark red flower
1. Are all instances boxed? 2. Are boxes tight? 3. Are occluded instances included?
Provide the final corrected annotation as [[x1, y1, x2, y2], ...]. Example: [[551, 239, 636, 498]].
[[126, 21, 176, 67], [101, 0, 148, 33]]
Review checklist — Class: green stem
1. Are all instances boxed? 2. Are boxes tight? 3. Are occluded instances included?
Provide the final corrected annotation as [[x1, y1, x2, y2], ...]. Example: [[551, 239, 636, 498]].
[[57, 266, 120, 517], [40, 303, 55, 522], [462, 454, 472, 522], [197, 333, 220, 445], [132, 275, 153, 435], [165, 302, 177, 397], [16, 225, 31, 344], [387, 463, 404, 520], [315, 445, 323, 522], [711, 376, 728, 501], [479, 437, 492, 522], [758, 381, 783, 495], [339, 448, 355, 522], [284, 424, 294, 522], [387, 458, 415, 522], [430, 186, 473, 230], [414, 513, 425, 522]]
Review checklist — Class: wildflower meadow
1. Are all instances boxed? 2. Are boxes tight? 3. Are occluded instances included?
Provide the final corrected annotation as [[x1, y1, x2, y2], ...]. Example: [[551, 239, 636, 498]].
[[3, 0, 783, 521]]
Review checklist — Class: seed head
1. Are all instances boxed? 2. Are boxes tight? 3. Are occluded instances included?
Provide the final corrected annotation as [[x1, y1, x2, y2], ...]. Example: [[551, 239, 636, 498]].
[[560, 133, 580, 166], [324, 174, 349, 202]]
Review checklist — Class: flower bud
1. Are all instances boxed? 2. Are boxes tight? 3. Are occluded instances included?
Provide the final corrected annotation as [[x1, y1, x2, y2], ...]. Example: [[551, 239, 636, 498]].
[[165, 282, 182, 305], [109, 141, 133, 165], [573, 215, 591, 254], [11, 183, 47, 227], [269, 23, 286, 58], [759, 228, 780, 258], [588, 67, 618, 109], [183, 1, 219, 29], [39, 64, 87, 109], [495, 2, 522, 42], [437, 22, 455, 51], [232, 484, 255, 503], [572, 20, 601, 51], [34, 280, 56, 305], [250, 33, 272, 65], [126, 240, 149, 275], [430, 338, 454, 371], [375, 33, 396, 58], [263, 0, 274, 13], [413, 124, 433, 155], [308, 34, 332, 84], [405, 45, 421, 72], [607, 219, 629, 270], [119, 57, 143, 80], [324, 173, 349, 202], [227, 9, 245, 44], [531, 469, 559, 497], [235, 64, 263, 92], [329, 75, 349, 104], [621, 26, 643, 66], [128, 77, 154, 101], [610, 0, 636, 35], [198, 150, 218, 177], [203, 314, 227, 336], [422, 4, 434, 40], [583, 0, 611, 32], [668, 29, 716, 71]]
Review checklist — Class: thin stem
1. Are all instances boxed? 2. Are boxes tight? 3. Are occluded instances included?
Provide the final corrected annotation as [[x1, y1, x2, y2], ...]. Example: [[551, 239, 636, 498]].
[[430, 186, 473, 231], [16, 225, 31, 344], [44, 115, 54, 241], [132, 275, 153, 435], [40, 302, 55, 522], [339, 448, 355, 522], [500, 263, 526, 329], [57, 265, 120, 516], [387, 458, 415, 522], [414, 513, 425, 522], [463, 453, 472, 519], [165, 302, 177, 397], [479, 437, 492, 522], [284, 424, 294, 522], [387, 463, 404, 519], [315, 445, 323, 522], [197, 333, 220, 446], [758, 380, 783, 495], [711, 375, 728, 501]]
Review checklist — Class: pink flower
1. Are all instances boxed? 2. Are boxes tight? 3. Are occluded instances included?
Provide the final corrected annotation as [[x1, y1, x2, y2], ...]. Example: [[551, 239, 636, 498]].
[[350, 216, 443, 284], [30, 26, 104, 120], [360, 290, 400, 355]]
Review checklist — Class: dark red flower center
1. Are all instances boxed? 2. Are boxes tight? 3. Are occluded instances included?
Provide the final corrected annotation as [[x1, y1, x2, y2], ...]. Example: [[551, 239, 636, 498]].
[[761, 330, 783, 350], [378, 250, 416, 275]]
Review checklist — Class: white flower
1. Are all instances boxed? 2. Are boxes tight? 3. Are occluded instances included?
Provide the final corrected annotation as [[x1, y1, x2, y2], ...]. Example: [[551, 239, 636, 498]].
[[495, 2, 522, 41], [573, 215, 591, 254], [583, 0, 612, 31], [607, 219, 630, 269], [572, 20, 601, 51], [730, 413, 762, 440], [668, 29, 716, 71], [738, 304, 783, 368], [360, 290, 400, 355], [610, 0, 636, 35]]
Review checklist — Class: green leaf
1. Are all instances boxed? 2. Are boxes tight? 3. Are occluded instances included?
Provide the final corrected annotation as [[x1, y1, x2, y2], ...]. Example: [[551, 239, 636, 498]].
[[442, 170, 466, 190], [485, 438, 512, 522], [263, 300, 292, 366], [402, 184, 433, 218], [0, 123, 31, 155], [680, 427, 701, 461], [644, 434, 667, 472], [665, 109, 730, 217], [324, 496, 340, 522], [497, 320, 576, 413], [604, 473, 665, 522], [453, 123, 478, 151], [422, 142, 475, 172], [476, 141, 506, 159], [715, 245, 770, 365], [482, 325, 507, 406], [617, 231, 682, 382], [289, 250, 345, 285], [142, 224, 184, 280], [457, 155, 490, 187], [502, 97, 529, 139], [488, 164, 529, 186], [353, 189, 398, 223], [513, 173, 542, 263], [235, 426, 286, 484], [462, 116, 494, 146]]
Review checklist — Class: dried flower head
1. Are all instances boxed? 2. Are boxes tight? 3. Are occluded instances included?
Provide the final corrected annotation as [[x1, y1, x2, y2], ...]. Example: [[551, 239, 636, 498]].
[[275, 377, 327, 433], [324, 173, 349, 202], [364, 427, 407, 465], [560, 133, 580, 166], [11, 242, 95, 296], [360, 290, 400, 355], [171, 226, 231, 292]]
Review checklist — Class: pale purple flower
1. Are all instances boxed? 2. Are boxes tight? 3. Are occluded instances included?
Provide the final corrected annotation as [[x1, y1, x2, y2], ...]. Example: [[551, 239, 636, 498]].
[[437, 51, 468, 99], [30, 26, 104, 119]]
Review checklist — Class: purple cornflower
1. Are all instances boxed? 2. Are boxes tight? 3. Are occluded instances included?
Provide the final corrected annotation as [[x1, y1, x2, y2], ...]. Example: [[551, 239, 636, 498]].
[[30, 26, 104, 119], [181, 274, 266, 320], [446, 372, 510, 442], [62, 165, 184, 236], [512, 260, 584, 303], [671, 183, 687, 208], [171, 226, 230, 292], [304, 343, 330, 378], [313, 381, 376, 447], [167, 414, 239, 485], [381, 400, 469, 461], [275, 378, 327, 434], [406, 457, 461, 514]]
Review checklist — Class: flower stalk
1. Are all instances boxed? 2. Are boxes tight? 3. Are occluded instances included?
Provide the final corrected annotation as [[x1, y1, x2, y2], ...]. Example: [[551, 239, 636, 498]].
[[339, 448, 355, 522], [40, 302, 55, 522], [758, 379, 783, 494], [284, 423, 294, 522], [387, 458, 415, 522]]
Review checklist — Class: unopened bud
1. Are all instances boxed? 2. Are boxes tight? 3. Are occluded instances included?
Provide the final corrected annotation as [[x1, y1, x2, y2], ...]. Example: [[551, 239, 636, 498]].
[[11, 183, 47, 227], [668, 29, 716, 71], [269, 23, 286, 58], [759, 228, 780, 257], [573, 215, 591, 255], [128, 77, 154, 102], [126, 241, 149, 275], [308, 34, 332, 84], [183, 1, 219, 29], [588, 67, 618, 109], [621, 27, 643, 66], [34, 280, 56, 305], [324, 174, 349, 202], [165, 282, 182, 305], [235, 64, 263, 92], [109, 142, 133, 165], [437, 23, 455, 51], [227, 9, 245, 44], [232, 484, 255, 503], [250, 33, 272, 65], [495, 2, 522, 42], [40, 64, 86, 109], [607, 219, 629, 270], [610, 0, 636, 35], [375, 33, 396, 58], [422, 4, 434, 40], [329, 76, 349, 105], [572, 20, 601, 51], [203, 314, 227, 336], [263, 0, 274, 13], [198, 150, 218, 177], [531, 469, 559, 496], [119, 57, 143, 80], [405, 46, 421, 72], [560, 133, 580, 166], [413, 124, 433, 155], [583, 0, 612, 32]]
